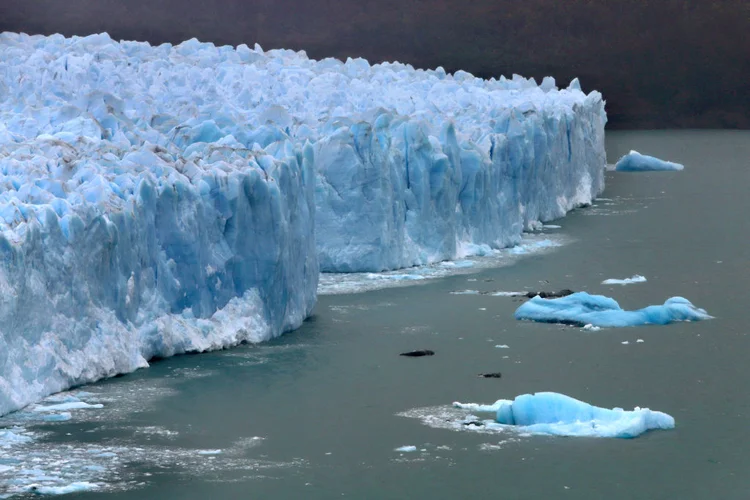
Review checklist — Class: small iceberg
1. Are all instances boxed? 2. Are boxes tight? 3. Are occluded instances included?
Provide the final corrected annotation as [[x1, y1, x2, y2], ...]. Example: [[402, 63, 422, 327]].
[[601, 275, 647, 285], [615, 150, 684, 171], [514, 292, 711, 327], [455, 392, 674, 438], [394, 445, 417, 452]]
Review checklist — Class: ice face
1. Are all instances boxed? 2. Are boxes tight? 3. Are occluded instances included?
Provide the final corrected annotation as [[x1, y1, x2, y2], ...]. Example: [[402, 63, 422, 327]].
[[490, 392, 674, 438], [0, 32, 318, 416], [314, 78, 607, 272], [0, 31, 606, 416], [514, 292, 712, 327], [615, 150, 684, 171]]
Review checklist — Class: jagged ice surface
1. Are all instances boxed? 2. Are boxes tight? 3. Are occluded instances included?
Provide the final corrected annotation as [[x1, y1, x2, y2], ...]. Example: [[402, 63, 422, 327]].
[[0, 32, 318, 416], [601, 274, 647, 285], [0, 31, 607, 415], [314, 73, 607, 272]]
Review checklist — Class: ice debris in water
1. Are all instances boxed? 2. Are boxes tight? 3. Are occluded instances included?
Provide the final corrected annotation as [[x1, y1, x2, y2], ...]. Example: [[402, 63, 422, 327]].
[[394, 446, 418, 452], [601, 275, 647, 285], [0, 30, 606, 415], [454, 392, 674, 438], [515, 292, 712, 328], [24, 482, 100, 495], [615, 150, 684, 171]]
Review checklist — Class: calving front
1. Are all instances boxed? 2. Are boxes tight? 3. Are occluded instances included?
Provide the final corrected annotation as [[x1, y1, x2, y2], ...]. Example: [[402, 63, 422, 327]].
[[0, 32, 606, 415]]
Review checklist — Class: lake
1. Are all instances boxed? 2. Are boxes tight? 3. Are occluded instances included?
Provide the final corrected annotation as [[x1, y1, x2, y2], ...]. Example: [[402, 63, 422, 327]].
[[2, 130, 749, 499]]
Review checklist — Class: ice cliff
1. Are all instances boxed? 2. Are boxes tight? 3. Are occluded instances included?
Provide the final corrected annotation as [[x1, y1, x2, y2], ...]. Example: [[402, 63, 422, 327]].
[[0, 33, 318, 416], [314, 75, 607, 272], [0, 31, 606, 415]]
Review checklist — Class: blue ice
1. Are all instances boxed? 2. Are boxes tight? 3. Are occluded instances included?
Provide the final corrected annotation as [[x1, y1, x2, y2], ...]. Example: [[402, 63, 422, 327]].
[[615, 150, 684, 171], [514, 292, 711, 327], [491, 392, 674, 438], [0, 31, 607, 416]]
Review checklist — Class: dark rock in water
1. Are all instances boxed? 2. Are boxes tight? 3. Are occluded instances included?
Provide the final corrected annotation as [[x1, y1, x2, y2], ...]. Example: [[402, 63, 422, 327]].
[[462, 421, 484, 427], [400, 350, 435, 357], [478, 372, 502, 378], [525, 289, 574, 299]]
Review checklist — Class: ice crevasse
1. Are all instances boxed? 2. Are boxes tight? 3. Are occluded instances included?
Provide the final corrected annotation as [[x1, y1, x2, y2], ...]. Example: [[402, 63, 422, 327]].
[[0, 32, 606, 415]]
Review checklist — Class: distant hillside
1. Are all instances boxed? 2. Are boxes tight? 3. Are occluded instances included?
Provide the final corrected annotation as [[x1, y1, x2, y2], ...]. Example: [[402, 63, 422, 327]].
[[2, 0, 748, 129]]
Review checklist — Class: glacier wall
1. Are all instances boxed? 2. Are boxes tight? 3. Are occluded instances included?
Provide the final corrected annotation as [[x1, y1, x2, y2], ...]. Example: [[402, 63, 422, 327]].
[[0, 31, 606, 415], [0, 33, 318, 416], [314, 78, 606, 272]]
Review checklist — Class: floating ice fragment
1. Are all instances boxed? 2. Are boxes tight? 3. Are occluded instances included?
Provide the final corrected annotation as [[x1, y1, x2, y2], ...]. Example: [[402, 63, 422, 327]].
[[515, 292, 712, 328], [395, 445, 417, 452], [602, 275, 647, 285], [32, 402, 103, 412], [615, 151, 684, 171], [24, 482, 100, 495], [457, 392, 674, 438]]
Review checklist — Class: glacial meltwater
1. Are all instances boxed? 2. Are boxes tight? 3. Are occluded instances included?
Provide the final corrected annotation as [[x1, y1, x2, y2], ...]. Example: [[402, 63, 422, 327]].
[[1, 130, 748, 498]]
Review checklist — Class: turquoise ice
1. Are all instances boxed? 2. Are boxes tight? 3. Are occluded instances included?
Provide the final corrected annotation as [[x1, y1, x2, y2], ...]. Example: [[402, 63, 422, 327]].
[[515, 292, 711, 327], [456, 392, 675, 438], [615, 150, 684, 171]]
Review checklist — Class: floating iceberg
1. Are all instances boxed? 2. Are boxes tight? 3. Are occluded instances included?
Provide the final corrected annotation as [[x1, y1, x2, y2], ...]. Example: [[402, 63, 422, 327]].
[[614, 151, 684, 171], [455, 392, 674, 438], [515, 292, 711, 327], [24, 482, 100, 495], [0, 31, 606, 416], [601, 274, 647, 285], [394, 445, 418, 452]]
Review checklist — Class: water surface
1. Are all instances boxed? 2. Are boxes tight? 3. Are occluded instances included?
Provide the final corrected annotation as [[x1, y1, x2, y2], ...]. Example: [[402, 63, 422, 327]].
[[2, 130, 749, 499]]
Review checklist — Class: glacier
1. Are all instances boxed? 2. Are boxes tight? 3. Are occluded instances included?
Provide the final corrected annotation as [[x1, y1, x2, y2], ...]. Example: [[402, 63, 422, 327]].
[[315, 75, 607, 272], [0, 32, 319, 416], [615, 150, 684, 171], [515, 292, 712, 327], [0, 31, 606, 416], [454, 392, 675, 438]]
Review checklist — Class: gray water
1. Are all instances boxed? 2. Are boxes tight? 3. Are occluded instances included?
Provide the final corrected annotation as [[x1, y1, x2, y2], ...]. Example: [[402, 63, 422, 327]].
[[3, 130, 750, 499]]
